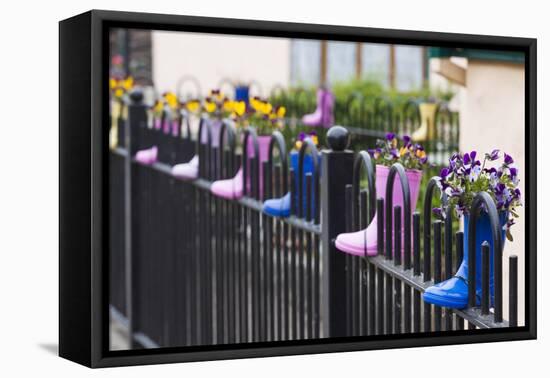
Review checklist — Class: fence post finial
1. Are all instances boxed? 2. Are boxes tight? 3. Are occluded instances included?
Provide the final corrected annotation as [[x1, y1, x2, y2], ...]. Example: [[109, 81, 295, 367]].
[[326, 125, 350, 151]]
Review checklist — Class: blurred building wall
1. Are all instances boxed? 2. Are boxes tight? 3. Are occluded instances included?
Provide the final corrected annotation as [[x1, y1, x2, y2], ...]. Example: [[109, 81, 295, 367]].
[[460, 60, 525, 325], [152, 31, 291, 98]]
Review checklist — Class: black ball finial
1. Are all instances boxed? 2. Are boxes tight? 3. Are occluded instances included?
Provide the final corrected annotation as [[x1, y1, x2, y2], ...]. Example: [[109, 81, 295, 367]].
[[129, 88, 144, 104], [326, 125, 349, 151]]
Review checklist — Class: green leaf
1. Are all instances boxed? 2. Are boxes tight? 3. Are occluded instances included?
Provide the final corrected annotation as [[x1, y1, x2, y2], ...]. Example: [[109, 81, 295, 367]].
[[506, 229, 514, 242]]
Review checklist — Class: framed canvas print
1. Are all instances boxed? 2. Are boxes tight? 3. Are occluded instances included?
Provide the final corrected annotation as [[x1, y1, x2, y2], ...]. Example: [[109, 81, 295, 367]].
[[59, 10, 537, 368]]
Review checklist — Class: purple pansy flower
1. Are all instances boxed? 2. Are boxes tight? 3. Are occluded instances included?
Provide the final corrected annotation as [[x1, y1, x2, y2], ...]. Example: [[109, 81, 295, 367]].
[[486, 149, 500, 161], [432, 207, 444, 219], [504, 153, 514, 165]]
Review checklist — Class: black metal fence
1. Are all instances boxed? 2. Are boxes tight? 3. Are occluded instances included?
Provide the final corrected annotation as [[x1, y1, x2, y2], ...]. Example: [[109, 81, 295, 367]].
[[270, 90, 459, 166], [109, 92, 518, 349]]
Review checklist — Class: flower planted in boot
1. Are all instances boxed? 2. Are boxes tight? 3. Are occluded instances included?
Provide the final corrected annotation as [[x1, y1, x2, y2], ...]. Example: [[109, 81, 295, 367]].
[[335, 165, 423, 256], [135, 146, 158, 165], [335, 134, 427, 257], [171, 155, 199, 180], [423, 212, 507, 308], [218, 101, 284, 201], [424, 150, 522, 309]]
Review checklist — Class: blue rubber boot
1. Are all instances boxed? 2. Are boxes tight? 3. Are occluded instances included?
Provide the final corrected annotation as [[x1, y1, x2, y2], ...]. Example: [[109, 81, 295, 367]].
[[422, 212, 507, 309], [263, 192, 292, 217], [262, 151, 315, 217]]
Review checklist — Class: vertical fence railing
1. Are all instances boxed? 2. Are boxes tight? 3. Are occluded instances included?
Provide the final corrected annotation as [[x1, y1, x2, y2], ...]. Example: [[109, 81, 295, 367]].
[[109, 92, 520, 349]]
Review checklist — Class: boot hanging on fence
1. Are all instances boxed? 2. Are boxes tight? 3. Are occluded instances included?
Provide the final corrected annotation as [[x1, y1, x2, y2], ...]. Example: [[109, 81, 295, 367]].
[[423, 211, 507, 309], [302, 87, 335, 128], [262, 150, 316, 217], [135, 101, 170, 165], [171, 155, 199, 180], [171, 119, 222, 180], [135, 116, 160, 165], [135, 110, 159, 164], [210, 135, 271, 200], [135, 146, 158, 165], [411, 101, 438, 142], [335, 165, 423, 257]]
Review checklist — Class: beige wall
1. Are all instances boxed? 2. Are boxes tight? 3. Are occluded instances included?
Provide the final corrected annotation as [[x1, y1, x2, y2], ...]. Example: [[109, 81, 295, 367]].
[[152, 31, 291, 98], [460, 60, 525, 324]]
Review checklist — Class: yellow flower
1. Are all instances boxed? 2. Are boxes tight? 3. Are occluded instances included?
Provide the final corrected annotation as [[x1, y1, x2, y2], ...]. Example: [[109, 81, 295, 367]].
[[204, 100, 217, 113], [153, 100, 163, 113], [416, 149, 426, 159], [295, 140, 303, 150], [399, 146, 409, 157], [223, 100, 234, 112], [391, 138, 398, 148], [114, 88, 124, 98], [262, 102, 273, 115], [276, 106, 286, 118], [209, 89, 224, 101], [164, 92, 178, 109], [233, 101, 246, 116], [122, 77, 134, 91], [109, 78, 117, 90], [186, 100, 200, 113], [250, 98, 261, 111], [311, 135, 319, 145]]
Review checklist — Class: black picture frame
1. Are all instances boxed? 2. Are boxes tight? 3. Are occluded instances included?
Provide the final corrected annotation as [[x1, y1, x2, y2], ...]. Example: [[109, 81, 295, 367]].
[[59, 9, 537, 368]]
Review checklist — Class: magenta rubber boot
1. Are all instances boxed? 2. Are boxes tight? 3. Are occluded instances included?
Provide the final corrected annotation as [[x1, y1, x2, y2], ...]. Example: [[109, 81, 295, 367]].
[[210, 135, 271, 200], [302, 88, 326, 127], [321, 90, 335, 128], [335, 165, 423, 257]]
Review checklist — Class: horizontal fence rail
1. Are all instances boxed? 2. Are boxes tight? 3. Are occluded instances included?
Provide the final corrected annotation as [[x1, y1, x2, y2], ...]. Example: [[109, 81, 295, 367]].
[[109, 92, 518, 349]]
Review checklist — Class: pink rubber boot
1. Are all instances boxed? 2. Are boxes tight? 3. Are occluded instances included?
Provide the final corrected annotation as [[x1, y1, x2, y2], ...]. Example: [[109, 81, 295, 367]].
[[302, 88, 326, 127], [210, 135, 271, 200], [210, 168, 244, 200], [154, 118, 162, 130], [171, 155, 199, 180], [170, 119, 221, 180], [135, 146, 158, 165], [335, 165, 423, 257]]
